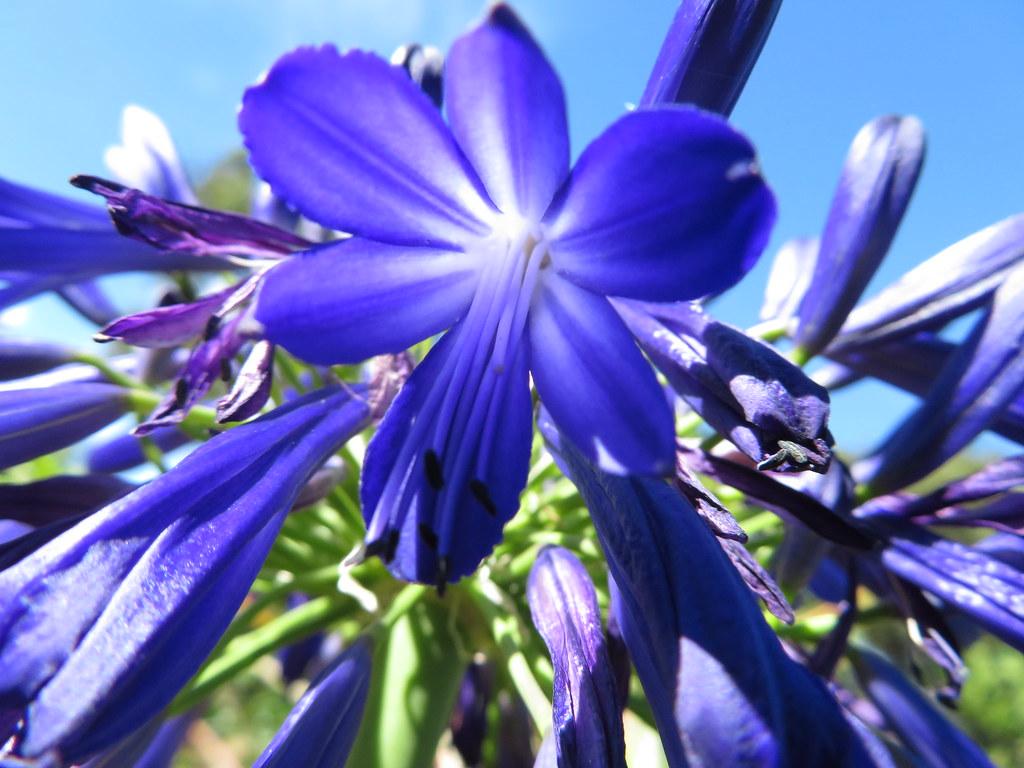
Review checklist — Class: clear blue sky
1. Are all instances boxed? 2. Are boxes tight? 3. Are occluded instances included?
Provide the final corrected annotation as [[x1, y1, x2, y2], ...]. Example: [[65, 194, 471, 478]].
[[2, 1, 1023, 452]]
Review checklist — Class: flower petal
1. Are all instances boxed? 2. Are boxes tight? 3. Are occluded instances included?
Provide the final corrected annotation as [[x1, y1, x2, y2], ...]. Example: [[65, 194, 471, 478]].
[[255, 238, 479, 365], [361, 326, 532, 584], [96, 285, 237, 348], [446, 4, 569, 221], [239, 45, 496, 247], [618, 299, 833, 472], [544, 107, 775, 302], [529, 274, 674, 475], [74, 176, 309, 259], [867, 516, 1024, 653]]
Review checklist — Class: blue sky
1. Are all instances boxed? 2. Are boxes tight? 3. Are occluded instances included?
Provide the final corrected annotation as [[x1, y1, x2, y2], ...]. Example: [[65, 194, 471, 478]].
[[2, 1, 1023, 452]]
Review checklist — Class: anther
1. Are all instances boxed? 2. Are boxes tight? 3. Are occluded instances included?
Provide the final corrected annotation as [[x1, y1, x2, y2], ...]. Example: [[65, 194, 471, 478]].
[[203, 314, 222, 341], [219, 359, 233, 382], [418, 523, 439, 551], [469, 479, 498, 516], [424, 449, 445, 490], [173, 379, 189, 408], [384, 529, 400, 562], [436, 556, 449, 597]]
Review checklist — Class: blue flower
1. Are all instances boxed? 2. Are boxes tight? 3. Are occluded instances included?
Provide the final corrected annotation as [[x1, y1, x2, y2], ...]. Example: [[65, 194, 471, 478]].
[[242, 4, 775, 585]]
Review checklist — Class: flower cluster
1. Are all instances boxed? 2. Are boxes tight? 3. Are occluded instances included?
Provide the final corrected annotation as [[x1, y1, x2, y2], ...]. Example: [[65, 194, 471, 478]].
[[1, 2, 1021, 766]]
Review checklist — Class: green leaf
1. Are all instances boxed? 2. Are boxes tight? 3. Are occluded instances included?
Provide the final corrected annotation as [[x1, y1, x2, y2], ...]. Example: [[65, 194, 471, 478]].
[[348, 597, 467, 768]]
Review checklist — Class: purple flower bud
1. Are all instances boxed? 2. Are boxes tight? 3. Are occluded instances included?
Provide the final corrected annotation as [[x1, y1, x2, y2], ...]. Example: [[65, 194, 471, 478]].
[[834, 213, 1024, 352], [640, 0, 782, 116], [0, 339, 74, 382], [865, 514, 1024, 654], [794, 115, 926, 359], [276, 594, 328, 684], [618, 300, 833, 473], [496, 692, 534, 768], [0, 383, 129, 470], [0, 475, 133, 528], [527, 546, 626, 768], [254, 639, 372, 768], [856, 265, 1024, 495], [0, 386, 370, 763], [546, 421, 869, 766], [449, 659, 492, 767], [826, 333, 1024, 445], [72, 176, 309, 261], [87, 426, 191, 474], [849, 647, 995, 768]]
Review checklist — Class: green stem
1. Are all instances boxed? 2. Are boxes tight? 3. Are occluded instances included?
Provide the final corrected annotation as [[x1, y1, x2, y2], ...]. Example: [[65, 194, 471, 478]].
[[72, 353, 140, 389], [463, 577, 551, 736], [123, 389, 220, 439], [170, 593, 355, 713], [745, 318, 790, 343]]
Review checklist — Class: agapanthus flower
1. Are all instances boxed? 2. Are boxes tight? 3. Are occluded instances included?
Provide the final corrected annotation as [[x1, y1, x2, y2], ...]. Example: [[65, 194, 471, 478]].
[[242, 3, 775, 585]]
